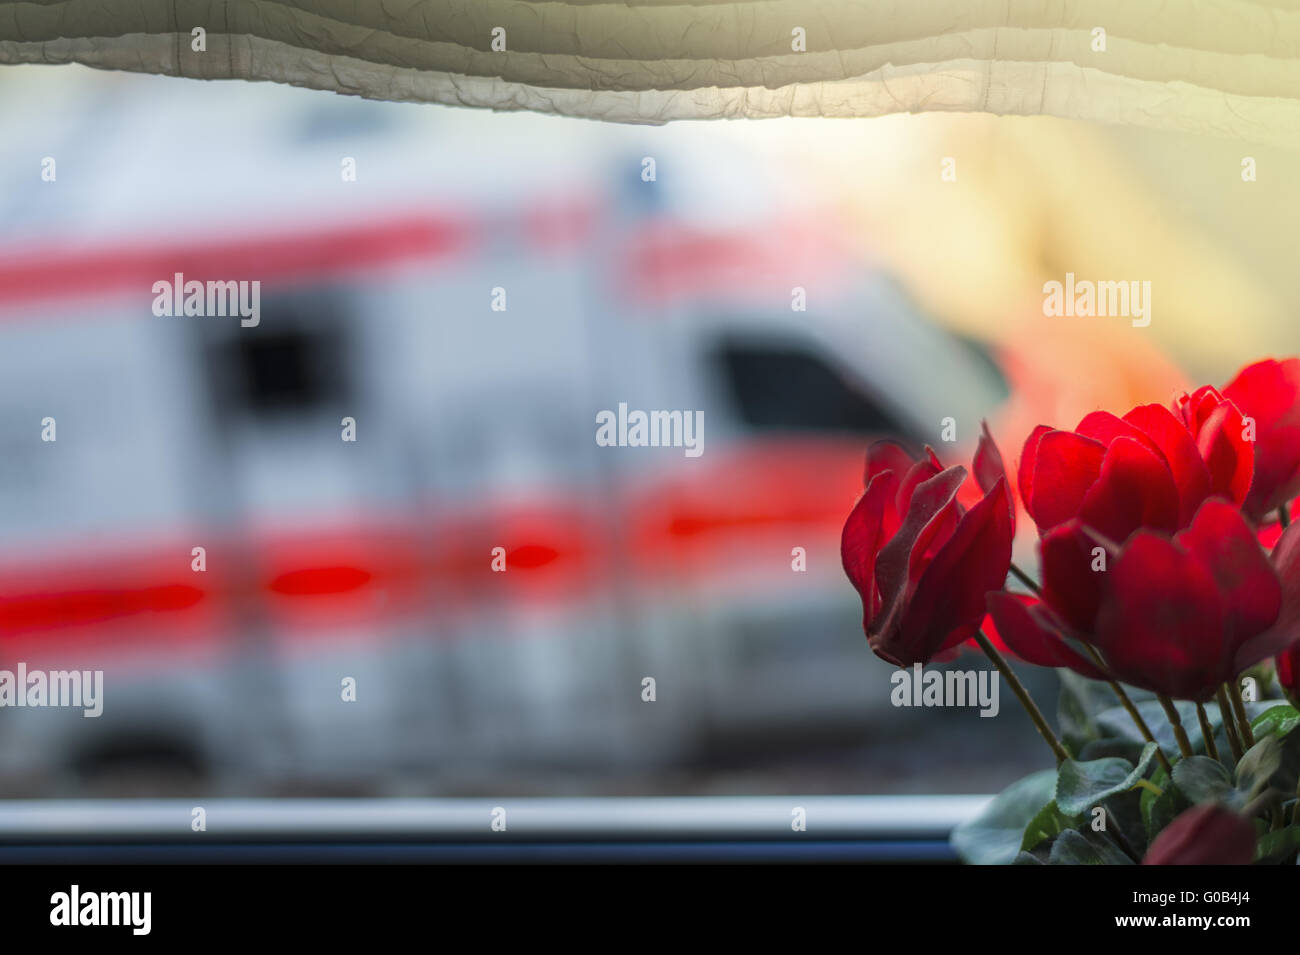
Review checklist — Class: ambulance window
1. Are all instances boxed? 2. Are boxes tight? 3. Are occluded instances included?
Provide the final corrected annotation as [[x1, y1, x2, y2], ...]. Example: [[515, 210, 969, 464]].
[[231, 328, 338, 414], [713, 341, 903, 435], [205, 295, 350, 420]]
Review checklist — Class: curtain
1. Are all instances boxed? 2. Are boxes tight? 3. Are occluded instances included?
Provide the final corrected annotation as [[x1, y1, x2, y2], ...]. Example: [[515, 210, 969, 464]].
[[2, 1, 1298, 146]]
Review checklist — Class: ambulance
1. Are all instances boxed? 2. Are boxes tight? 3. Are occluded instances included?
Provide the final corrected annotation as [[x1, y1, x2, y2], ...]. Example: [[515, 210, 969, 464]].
[[0, 77, 1010, 793]]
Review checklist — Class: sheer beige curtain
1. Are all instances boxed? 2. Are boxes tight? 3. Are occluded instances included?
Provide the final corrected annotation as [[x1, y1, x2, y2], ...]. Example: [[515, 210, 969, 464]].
[[2, 1, 1298, 146]]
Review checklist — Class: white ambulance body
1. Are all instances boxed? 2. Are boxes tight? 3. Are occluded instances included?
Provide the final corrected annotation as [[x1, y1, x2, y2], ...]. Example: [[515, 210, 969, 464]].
[[0, 77, 1008, 792]]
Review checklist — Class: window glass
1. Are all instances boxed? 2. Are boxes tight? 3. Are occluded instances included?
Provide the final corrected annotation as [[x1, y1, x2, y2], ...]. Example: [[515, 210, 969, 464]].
[[711, 339, 905, 435]]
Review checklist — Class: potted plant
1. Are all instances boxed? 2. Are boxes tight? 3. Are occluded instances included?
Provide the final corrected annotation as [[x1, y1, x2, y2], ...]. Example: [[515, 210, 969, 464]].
[[842, 358, 1300, 864]]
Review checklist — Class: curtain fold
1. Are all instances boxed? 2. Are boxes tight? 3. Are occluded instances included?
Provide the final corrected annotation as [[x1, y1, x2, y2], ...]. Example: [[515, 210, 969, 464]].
[[2, 1, 1298, 145]]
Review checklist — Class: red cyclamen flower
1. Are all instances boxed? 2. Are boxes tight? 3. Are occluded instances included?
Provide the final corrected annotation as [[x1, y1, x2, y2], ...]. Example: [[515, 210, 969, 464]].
[[1218, 358, 1300, 520], [994, 376, 1299, 701], [1278, 639, 1300, 706], [841, 427, 1013, 667], [1171, 385, 1256, 516], [1271, 516, 1300, 705], [1142, 804, 1256, 865], [990, 497, 1283, 701], [1019, 401, 1250, 544]]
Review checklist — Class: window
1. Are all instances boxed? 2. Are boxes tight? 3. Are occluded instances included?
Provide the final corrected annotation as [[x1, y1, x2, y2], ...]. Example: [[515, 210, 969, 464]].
[[204, 292, 351, 421], [710, 339, 905, 435]]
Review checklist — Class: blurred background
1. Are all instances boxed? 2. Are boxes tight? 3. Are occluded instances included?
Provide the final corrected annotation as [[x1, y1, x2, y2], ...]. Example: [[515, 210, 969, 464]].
[[0, 65, 1296, 799]]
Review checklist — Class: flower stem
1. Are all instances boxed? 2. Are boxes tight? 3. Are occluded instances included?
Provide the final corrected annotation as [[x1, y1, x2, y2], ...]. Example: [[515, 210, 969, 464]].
[[974, 629, 1070, 764], [1216, 686, 1244, 762], [1103, 808, 1142, 862], [1157, 695, 1194, 759], [1227, 680, 1255, 749], [1006, 561, 1177, 771], [1008, 561, 1043, 595], [1243, 791, 1277, 821], [1080, 644, 1172, 775], [1195, 702, 1220, 762]]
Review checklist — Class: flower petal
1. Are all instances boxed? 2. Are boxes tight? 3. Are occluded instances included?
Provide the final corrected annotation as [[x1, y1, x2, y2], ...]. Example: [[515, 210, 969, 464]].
[[1093, 531, 1227, 701], [868, 467, 968, 664], [841, 471, 899, 630], [1278, 638, 1300, 704], [986, 591, 1106, 678], [1235, 516, 1300, 671], [1040, 520, 1110, 633], [974, 421, 1015, 533], [1176, 385, 1226, 433], [1246, 422, 1300, 517], [1076, 410, 1156, 453], [1017, 425, 1052, 518], [879, 477, 1014, 664], [864, 439, 916, 487], [1077, 436, 1180, 544], [974, 422, 1007, 497], [1142, 805, 1255, 865], [895, 448, 945, 519], [1195, 402, 1254, 509], [1175, 498, 1281, 665], [1122, 403, 1213, 527], [1224, 358, 1300, 415], [1223, 358, 1300, 517], [1027, 430, 1107, 531]]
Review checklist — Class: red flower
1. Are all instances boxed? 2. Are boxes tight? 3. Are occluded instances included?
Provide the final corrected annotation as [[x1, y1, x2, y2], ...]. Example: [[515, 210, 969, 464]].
[[841, 428, 1013, 667], [1142, 805, 1256, 865], [1018, 402, 1241, 544], [1270, 518, 1300, 705], [1278, 640, 1300, 706], [1220, 358, 1300, 520], [1173, 386, 1256, 512], [989, 498, 1283, 701]]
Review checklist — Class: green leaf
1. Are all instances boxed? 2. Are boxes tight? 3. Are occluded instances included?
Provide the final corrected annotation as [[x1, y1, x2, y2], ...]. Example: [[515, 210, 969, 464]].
[[1171, 756, 1235, 806], [1250, 705, 1300, 740], [1021, 800, 1078, 853], [1098, 700, 1219, 754], [951, 769, 1056, 865], [1236, 736, 1283, 803], [1058, 671, 1114, 754], [1140, 766, 1183, 840], [1055, 743, 1157, 816], [1235, 728, 1300, 801], [1047, 828, 1134, 865], [1078, 737, 1146, 763], [1255, 826, 1300, 862], [1273, 724, 1300, 794]]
